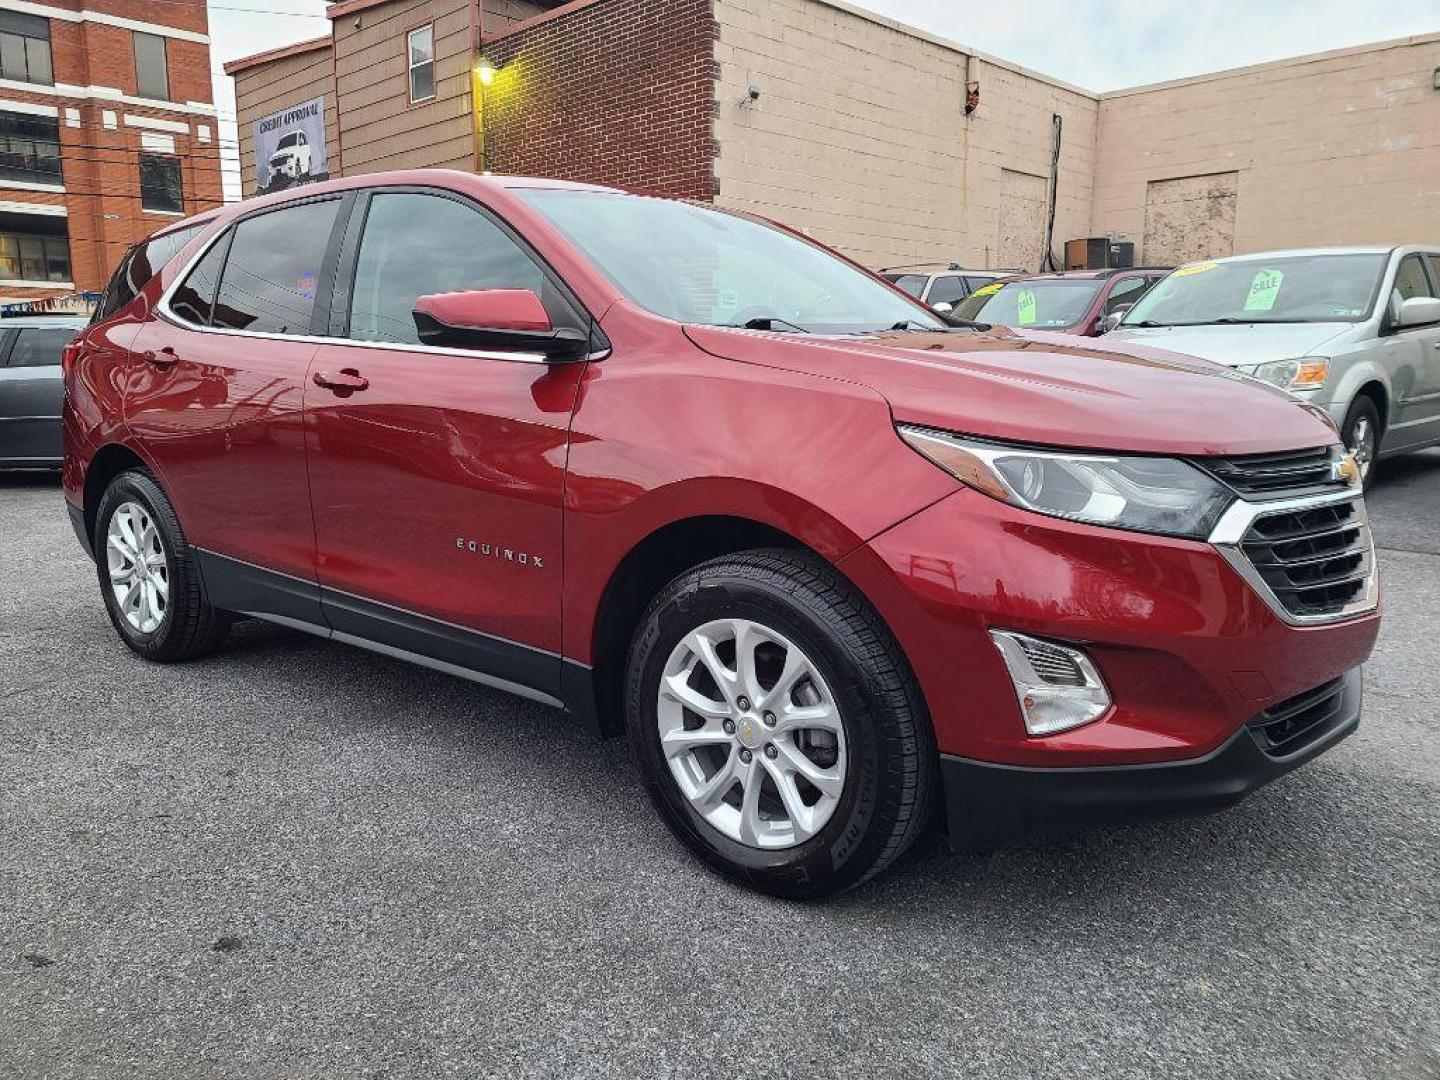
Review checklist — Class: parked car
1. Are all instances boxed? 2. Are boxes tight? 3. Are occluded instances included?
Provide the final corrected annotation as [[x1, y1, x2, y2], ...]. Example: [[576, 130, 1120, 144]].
[[1108, 247, 1440, 485], [881, 265, 1022, 312], [64, 171, 1379, 898], [0, 315, 86, 469], [953, 268, 1171, 336]]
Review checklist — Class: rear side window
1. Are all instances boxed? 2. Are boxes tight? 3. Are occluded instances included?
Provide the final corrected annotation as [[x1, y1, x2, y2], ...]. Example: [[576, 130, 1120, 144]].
[[6, 325, 75, 366], [346, 192, 578, 345], [169, 231, 229, 327], [93, 223, 201, 322], [1104, 276, 1151, 315], [208, 199, 339, 335], [887, 274, 927, 299]]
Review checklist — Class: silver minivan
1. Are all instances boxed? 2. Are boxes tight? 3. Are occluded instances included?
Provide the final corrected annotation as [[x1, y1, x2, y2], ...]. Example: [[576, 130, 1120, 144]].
[[1109, 247, 1440, 484]]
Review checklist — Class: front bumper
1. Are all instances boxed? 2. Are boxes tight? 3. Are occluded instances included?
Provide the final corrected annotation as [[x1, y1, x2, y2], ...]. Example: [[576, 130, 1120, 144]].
[[940, 666, 1361, 850]]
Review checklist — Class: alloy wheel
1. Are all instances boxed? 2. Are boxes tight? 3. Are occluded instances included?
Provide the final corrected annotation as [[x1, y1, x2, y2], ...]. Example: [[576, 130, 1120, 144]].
[[106, 501, 169, 634], [657, 618, 848, 849]]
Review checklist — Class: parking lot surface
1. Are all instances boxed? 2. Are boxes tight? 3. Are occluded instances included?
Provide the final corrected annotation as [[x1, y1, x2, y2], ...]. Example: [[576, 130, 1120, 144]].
[[2, 454, 1438, 1080]]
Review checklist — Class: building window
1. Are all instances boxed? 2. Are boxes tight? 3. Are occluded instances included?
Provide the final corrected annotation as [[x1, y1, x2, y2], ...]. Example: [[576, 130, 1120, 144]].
[[0, 11, 53, 86], [0, 111, 61, 186], [407, 25, 434, 102], [134, 31, 169, 100], [0, 232, 70, 282], [139, 154, 183, 213]]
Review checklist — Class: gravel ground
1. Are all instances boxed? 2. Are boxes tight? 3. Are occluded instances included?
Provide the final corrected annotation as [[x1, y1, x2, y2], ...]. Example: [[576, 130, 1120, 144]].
[[2, 452, 1438, 1080]]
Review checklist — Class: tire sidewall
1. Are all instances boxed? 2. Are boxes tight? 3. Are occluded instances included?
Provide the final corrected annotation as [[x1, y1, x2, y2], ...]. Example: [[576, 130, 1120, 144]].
[[626, 567, 905, 898], [94, 471, 186, 659], [1342, 396, 1381, 489]]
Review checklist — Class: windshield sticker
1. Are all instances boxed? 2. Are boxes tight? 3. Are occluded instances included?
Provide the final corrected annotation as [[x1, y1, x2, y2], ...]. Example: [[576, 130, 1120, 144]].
[[970, 282, 1004, 299], [1016, 289, 1037, 325], [1243, 269, 1284, 311], [1173, 261, 1217, 277]]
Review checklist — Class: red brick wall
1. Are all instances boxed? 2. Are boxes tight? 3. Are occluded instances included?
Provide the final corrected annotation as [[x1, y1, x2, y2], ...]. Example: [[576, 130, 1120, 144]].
[[482, 0, 717, 200]]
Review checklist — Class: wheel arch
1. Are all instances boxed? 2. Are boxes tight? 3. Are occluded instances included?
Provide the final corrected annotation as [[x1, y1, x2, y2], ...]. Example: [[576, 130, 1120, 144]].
[[82, 443, 150, 546]]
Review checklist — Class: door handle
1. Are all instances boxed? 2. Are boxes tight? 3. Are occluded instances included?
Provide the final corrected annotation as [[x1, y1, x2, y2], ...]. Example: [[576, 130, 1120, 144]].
[[312, 368, 369, 393], [142, 346, 178, 369]]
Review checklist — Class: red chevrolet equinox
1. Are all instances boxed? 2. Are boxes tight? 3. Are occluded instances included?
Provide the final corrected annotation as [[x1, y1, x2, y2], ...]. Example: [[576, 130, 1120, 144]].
[[63, 172, 1380, 898]]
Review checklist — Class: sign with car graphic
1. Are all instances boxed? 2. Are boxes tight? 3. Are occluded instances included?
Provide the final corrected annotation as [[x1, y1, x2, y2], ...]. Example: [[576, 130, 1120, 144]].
[[253, 96, 327, 195]]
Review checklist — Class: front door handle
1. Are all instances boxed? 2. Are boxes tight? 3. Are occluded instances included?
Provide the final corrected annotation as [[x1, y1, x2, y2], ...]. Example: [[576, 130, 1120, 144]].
[[312, 368, 369, 393], [142, 346, 178, 369]]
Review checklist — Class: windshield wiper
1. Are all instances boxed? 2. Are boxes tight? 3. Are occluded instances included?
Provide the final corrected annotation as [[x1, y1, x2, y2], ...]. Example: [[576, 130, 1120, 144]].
[[1126, 319, 1172, 328], [883, 317, 992, 332], [726, 317, 810, 334]]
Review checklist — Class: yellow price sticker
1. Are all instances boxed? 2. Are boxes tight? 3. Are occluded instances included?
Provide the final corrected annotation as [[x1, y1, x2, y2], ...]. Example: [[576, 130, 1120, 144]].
[[1016, 289, 1037, 326], [970, 282, 1004, 299], [1172, 261, 1217, 277]]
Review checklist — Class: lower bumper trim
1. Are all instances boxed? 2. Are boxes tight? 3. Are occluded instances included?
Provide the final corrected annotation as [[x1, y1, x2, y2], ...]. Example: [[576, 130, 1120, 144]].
[[940, 666, 1362, 851], [67, 499, 92, 560]]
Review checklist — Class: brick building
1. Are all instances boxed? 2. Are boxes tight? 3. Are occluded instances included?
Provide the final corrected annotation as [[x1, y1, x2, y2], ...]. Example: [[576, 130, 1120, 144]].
[[226, 0, 1440, 271], [0, 0, 223, 308]]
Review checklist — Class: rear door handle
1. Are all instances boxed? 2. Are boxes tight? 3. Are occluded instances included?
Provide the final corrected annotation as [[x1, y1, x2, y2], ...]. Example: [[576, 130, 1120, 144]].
[[142, 346, 178, 369], [312, 368, 369, 393]]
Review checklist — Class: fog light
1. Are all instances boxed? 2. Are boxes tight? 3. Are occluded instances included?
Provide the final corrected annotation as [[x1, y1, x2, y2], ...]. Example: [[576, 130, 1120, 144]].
[[989, 630, 1111, 736]]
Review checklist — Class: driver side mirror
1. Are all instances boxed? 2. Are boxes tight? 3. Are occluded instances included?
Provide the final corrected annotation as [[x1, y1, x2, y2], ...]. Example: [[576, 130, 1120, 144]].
[[1100, 305, 1132, 334], [931, 301, 954, 315], [412, 289, 590, 361], [1397, 295, 1440, 328]]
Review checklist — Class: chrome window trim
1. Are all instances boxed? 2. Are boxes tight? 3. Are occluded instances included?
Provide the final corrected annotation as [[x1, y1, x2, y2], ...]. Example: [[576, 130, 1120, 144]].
[[1207, 488, 1379, 626], [154, 213, 608, 366]]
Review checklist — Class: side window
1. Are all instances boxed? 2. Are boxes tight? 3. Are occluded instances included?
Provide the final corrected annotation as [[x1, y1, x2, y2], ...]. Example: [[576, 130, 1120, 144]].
[[1104, 276, 1151, 315], [887, 274, 927, 299], [211, 199, 340, 335], [1427, 255, 1440, 291], [963, 276, 996, 293], [347, 192, 580, 346], [1392, 254, 1435, 315], [927, 276, 967, 306], [92, 224, 201, 323], [7, 326, 75, 367], [169, 231, 230, 326]]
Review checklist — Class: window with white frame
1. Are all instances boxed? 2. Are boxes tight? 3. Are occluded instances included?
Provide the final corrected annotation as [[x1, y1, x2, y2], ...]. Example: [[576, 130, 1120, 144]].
[[407, 25, 434, 102]]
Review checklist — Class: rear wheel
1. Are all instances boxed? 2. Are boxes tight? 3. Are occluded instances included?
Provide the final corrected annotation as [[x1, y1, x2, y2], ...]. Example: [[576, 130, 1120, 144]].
[[94, 469, 229, 662], [624, 549, 935, 899], [1341, 396, 1381, 489]]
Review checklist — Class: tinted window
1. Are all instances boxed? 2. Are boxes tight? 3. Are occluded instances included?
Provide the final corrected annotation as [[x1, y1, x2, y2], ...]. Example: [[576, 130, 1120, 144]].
[[956, 280, 1104, 328], [348, 192, 576, 345], [1104, 276, 1151, 315], [0, 109, 61, 185], [139, 154, 182, 213], [927, 276, 966, 305], [212, 199, 339, 335], [7, 326, 75, 367], [169, 231, 229, 326], [94, 224, 201, 322]]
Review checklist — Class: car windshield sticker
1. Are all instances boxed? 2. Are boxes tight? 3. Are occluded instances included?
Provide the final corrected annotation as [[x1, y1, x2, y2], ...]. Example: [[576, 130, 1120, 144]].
[[297, 272, 317, 299], [1016, 289, 1037, 325], [971, 282, 1004, 299], [1244, 269, 1284, 311], [1173, 261, 1217, 277]]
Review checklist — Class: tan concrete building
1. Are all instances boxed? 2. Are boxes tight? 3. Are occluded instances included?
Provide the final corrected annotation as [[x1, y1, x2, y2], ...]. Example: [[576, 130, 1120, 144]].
[[225, 0, 1440, 271]]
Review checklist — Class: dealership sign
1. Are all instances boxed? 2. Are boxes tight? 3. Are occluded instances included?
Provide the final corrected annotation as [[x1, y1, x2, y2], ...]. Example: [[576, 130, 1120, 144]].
[[253, 96, 327, 195]]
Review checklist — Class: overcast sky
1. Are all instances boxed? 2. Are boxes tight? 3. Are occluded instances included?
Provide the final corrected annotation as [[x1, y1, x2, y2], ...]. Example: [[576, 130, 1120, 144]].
[[208, 0, 1439, 198]]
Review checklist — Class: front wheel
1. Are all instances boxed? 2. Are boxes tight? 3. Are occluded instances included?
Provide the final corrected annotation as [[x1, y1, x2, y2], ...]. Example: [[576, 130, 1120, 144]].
[[1341, 396, 1381, 489], [94, 469, 229, 662], [624, 549, 935, 899]]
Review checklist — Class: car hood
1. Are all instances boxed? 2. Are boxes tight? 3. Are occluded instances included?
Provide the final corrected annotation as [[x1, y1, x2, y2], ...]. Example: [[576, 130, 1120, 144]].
[[683, 324, 1337, 456], [1104, 322, 1353, 367]]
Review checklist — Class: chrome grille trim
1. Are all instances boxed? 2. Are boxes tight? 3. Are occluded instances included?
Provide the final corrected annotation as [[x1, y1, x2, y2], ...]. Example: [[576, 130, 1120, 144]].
[[1208, 489, 1379, 626]]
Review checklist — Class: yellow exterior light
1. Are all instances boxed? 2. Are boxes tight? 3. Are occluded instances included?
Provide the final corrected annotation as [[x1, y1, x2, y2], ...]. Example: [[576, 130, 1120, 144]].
[[476, 57, 496, 86]]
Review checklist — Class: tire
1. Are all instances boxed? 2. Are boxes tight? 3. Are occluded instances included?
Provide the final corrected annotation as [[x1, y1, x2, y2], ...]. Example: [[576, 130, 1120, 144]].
[[93, 468, 229, 662], [1341, 395, 1381, 490], [624, 548, 935, 900]]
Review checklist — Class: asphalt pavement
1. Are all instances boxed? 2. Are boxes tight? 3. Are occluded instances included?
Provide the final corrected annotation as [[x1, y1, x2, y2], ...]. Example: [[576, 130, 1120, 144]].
[[2, 452, 1437, 1079]]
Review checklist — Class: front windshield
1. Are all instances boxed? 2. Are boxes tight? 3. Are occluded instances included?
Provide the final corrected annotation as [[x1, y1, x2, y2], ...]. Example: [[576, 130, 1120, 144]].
[[1123, 254, 1386, 326], [518, 189, 944, 334], [954, 280, 1102, 329]]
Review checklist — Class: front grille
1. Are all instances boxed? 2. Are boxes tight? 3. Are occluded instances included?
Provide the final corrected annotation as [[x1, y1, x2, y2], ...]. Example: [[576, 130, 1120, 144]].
[[1197, 445, 1346, 500], [1238, 498, 1373, 619], [1248, 676, 1349, 757]]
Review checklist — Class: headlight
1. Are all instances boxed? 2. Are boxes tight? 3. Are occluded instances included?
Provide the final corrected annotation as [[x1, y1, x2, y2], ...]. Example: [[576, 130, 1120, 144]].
[[1246, 357, 1328, 390], [898, 426, 1234, 538]]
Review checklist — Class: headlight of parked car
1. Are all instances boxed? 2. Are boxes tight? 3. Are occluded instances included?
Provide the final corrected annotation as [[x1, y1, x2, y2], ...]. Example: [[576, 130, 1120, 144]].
[[1245, 357, 1329, 390], [898, 426, 1234, 538]]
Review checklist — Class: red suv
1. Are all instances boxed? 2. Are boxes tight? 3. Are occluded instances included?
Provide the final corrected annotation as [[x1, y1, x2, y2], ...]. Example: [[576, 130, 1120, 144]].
[[63, 172, 1380, 898]]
